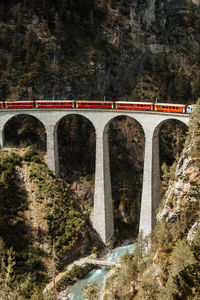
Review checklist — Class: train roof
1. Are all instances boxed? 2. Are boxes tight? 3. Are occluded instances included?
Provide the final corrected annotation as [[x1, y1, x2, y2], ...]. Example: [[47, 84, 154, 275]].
[[5, 100, 34, 103], [76, 100, 114, 103], [116, 101, 153, 104], [35, 100, 74, 102], [155, 103, 186, 107]]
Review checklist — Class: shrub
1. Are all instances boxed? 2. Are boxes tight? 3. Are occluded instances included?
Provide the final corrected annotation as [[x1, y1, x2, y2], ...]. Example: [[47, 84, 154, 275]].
[[23, 145, 41, 162]]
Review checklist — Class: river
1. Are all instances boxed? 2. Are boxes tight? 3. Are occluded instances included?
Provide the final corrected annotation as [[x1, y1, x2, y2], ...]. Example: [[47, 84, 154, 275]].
[[66, 242, 135, 300]]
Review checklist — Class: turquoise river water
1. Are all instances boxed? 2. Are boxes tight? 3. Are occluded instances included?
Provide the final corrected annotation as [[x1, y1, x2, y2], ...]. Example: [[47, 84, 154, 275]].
[[67, 242, 135, 300]]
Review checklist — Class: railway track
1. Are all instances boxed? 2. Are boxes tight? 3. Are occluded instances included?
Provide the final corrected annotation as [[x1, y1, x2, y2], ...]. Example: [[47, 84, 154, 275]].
[[0, 108, 189, 117]]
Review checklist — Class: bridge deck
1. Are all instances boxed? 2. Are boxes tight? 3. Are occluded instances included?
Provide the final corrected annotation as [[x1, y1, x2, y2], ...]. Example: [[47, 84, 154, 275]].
[[85, 259, 120, 267], [0, 108, 188, 117]]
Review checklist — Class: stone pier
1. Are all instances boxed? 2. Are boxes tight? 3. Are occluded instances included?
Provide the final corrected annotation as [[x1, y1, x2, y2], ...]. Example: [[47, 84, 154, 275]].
[[46, 124, 59, 177], [0, 127, 3, 148], [93, 125, 114, 245]]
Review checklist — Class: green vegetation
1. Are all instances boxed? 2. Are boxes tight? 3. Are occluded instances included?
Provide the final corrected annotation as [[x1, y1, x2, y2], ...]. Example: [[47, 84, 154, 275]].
[[82, 281, 100, 300], [0, 150, 48, 298], [56, 264, 89, 293], [132, 49, 193, 103], [0, 146, 99, 297]]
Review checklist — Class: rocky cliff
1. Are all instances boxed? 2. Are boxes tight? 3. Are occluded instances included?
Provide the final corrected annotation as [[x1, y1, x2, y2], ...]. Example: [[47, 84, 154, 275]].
[[0, 0, 200, 101]]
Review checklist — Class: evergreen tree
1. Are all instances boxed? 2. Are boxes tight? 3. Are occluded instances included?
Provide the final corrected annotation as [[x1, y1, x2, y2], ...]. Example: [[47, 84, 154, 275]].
[[193, 72, 200, 100], [0, 248, 17, 300], [82, 281, 100, 300]]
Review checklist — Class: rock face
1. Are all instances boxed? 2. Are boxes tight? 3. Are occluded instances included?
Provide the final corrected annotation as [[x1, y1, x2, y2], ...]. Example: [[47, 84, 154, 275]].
[[157, 146, 199, 225], [157, 112, 200, 240], [0, 1, 200, 101]]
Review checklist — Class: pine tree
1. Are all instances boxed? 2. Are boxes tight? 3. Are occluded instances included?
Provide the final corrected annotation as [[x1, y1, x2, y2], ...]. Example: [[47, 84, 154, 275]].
[[0, 248, 17, 300], [82, 281, 100, 300], [193, 73, 200, 100], [48, 241, 58, 300], [54, 12, 63, 41]]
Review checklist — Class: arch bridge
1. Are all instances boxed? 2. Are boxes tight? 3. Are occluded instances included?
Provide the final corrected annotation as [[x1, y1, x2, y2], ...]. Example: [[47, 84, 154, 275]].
[[0, 109, 189, 245]]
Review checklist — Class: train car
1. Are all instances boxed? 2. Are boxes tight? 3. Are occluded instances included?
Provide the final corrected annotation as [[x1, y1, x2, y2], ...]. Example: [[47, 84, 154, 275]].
[[75, 100, 114, 109], [186, 105, 196, 114], [4, 101, 35, 109], [154, 103, 187, 113], [115, 101, 154, 110], [35, 100, 75, 108]]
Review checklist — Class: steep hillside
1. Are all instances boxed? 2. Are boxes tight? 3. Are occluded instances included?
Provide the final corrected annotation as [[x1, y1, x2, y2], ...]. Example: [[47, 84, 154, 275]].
[[105, 101, 200, 299], [0, 148, 102, 298], [0, 0, 200, 101]]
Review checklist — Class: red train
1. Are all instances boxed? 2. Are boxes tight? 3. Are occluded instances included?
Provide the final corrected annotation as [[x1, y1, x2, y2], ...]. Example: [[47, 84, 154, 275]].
[[0, 100, 193, 113]]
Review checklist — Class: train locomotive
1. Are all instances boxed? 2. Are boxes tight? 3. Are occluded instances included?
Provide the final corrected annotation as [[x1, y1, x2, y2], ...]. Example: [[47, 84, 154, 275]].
[[0, 100, 195, 114]]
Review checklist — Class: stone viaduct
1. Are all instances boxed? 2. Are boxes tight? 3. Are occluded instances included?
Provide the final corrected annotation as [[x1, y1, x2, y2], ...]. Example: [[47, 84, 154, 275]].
[[0, 109, 189, 245]]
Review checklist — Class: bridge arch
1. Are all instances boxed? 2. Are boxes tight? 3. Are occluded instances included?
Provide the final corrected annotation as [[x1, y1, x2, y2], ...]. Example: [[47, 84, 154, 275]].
[[2, 113, 47, 149], [54, 112, 97, 133], [55, 113, 97, 178], [153, 117, 188, 138], [103, 115, 145, 240], [56, 113, 96, 180], [151, 117, 189, 227]]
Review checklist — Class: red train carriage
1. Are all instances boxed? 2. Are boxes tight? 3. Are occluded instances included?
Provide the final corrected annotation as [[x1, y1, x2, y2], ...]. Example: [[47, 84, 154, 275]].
[[155, 103, 187, 113], [115, 101, 154, 110], [4, 101, 35, 109], [35, 100, 75, 108], [75, 100, 114, 109]]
